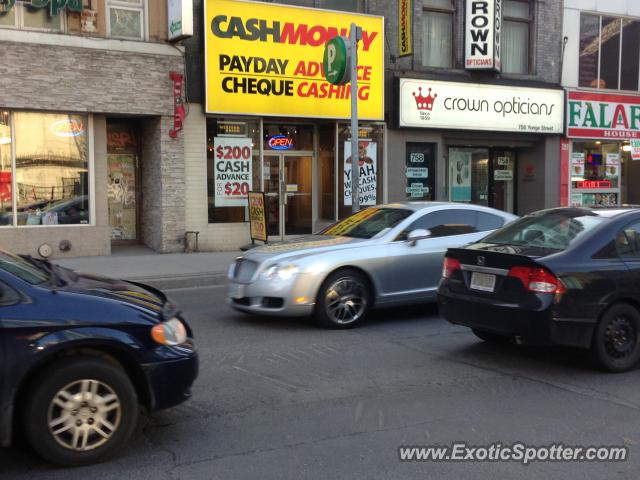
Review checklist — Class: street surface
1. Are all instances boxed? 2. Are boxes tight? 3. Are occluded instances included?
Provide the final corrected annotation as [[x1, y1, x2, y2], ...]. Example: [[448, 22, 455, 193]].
[[1, 285, 639, 479]]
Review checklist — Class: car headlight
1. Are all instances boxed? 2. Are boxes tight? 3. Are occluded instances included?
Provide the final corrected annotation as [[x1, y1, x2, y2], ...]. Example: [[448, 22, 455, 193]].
[[151, 317, 187, 346], [261, 264, 299, 281], [227, 262, 237, 279]]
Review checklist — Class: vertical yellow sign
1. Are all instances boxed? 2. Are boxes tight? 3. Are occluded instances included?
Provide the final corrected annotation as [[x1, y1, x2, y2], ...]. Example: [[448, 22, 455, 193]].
[[248, 191, 267, 242], [398, 0, 412, 57]]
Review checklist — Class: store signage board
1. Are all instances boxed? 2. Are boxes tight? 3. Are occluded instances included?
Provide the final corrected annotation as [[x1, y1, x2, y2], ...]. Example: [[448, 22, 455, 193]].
[[204, 0, 384, 120], [1, 0, 82, 15], [168, 0, 194, 42], [398, 0, 412, 57], [399, 79, 563, 133], [248, 192, 267, 242], [567, 90, 640, 139], [465, 0, 502, 71]]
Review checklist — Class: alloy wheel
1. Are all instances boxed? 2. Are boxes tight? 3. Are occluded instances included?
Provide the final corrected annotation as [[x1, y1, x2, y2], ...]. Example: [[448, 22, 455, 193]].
[[604, 315, 637, 359], [47, 379, 122, 452], [324, 277, 368, 325]]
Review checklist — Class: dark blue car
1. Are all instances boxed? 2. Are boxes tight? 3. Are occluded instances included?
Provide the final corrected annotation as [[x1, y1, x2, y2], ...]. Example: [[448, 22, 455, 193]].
[[0, 250, 198, 466]]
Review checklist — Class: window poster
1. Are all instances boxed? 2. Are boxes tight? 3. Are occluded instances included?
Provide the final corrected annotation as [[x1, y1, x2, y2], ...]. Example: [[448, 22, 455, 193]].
[[213, 137, 253, 207], [449, 149, 471, 201], [571, 152, 585, 177], [344, 140, 377, 206]]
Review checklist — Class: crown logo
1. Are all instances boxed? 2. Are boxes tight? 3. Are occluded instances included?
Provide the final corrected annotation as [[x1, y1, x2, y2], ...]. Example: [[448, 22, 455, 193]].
[[413, 87, 437, 111]]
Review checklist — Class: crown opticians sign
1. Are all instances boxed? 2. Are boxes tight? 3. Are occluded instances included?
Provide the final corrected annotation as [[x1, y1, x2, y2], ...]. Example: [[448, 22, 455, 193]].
[[399, 79, 564, 133], [204, 0, 384, 120], [0, 0, 82, 15], [465, 0, 502, 71], [566, 90, 640, 139]]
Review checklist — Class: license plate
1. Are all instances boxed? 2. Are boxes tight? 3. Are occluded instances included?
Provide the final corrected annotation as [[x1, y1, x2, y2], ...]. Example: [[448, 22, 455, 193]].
[[228, 283, 245, 299], [470, 272, 496, 292]]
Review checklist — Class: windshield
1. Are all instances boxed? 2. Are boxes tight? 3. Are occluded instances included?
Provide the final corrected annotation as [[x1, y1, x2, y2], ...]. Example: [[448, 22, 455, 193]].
[[0, 251, 49, 285], [482, 212, 604, 251], [321, 208, 413, 239]]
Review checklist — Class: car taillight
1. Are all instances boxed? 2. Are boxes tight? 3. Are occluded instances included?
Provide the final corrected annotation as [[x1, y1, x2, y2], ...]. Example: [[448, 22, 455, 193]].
[[507, 266, 566, 294], [442, 257, 461, 279]]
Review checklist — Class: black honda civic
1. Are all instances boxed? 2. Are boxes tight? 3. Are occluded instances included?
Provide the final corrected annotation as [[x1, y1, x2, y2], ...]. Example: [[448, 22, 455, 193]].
[[438, 206, 640, 372]]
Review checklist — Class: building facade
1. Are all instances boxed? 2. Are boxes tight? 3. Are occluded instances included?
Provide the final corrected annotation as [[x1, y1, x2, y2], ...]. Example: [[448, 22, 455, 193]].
[[0, 0, 186, 257], [181, 0, 565, 252], [561, 0, 640, 208], [182, 0, 385, 250], [381, 0, 564, 216]]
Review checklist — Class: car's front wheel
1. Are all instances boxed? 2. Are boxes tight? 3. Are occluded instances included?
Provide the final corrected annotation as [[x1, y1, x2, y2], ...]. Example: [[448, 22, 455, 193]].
[[591, 303, 640, 373], [315, 269, 372, 329], [24, 356, 138, 466]]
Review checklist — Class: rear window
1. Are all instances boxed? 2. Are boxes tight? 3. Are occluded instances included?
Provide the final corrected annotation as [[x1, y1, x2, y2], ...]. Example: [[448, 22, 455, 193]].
[[482, 212, 604, 251]]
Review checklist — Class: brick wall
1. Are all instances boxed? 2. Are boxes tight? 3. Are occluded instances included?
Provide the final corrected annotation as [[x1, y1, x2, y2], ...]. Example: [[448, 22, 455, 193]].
[[367, 0, 563, 85], [140, 116, 186, 253], [0, 41, 183, 115]]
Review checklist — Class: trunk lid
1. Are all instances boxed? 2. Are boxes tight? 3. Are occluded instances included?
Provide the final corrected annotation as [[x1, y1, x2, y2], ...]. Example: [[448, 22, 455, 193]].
[[444, 245, 559, 304]]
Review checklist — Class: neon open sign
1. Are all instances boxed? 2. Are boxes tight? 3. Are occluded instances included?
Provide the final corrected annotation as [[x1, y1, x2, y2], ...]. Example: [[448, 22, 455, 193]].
[[268, 135, 294, 150], [575, 180, 612, 189]]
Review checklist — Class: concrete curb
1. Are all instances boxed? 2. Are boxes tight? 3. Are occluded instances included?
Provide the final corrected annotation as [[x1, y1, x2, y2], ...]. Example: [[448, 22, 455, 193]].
[[124, 271, 229, 290]]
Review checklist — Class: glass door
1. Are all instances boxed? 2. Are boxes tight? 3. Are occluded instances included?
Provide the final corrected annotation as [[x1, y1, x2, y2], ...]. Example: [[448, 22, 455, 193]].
[[107, 153, 137, 240], [263, 155, 281, 238], [263, 154, 313, 239], [283, 154, 312, 236], [490, 150, 516, 213]]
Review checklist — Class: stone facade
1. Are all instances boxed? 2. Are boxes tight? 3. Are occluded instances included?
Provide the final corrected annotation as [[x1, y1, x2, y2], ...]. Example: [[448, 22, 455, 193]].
[[0, 33, 186, 257]]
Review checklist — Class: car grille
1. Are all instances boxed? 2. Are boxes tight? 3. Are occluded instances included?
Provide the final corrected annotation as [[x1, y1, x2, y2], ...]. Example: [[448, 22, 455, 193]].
[[233, 258, 259, 283]]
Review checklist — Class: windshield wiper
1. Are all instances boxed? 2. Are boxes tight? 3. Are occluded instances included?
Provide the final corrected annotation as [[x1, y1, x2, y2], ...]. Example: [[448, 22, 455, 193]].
[[19, 254, 67, 288]]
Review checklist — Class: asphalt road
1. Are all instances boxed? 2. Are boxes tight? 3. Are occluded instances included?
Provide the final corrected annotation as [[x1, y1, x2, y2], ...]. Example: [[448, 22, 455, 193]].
[[2, 285, 640, 479]]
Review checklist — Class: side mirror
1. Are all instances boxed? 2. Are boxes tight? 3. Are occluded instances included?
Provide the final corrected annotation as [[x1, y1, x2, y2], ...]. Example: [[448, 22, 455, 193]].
[[407, 228, 431, 246]]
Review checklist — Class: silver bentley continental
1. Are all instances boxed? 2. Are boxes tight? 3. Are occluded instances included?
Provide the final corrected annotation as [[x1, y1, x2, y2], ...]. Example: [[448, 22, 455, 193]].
[[227, 202, 517, 328]]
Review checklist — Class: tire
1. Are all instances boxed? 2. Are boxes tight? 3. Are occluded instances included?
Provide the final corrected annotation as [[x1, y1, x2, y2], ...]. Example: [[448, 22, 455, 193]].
[[472, 328, 511, 344], [23, 356, 139, 466], [315, 269, 372, 329], [591, 303, 640, 373]]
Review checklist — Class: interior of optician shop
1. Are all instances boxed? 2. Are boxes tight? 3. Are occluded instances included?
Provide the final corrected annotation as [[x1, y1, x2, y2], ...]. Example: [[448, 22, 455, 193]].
[[448, 147, 517, 213], [569, 140, 640, 207], [206, 118, 384, 240]]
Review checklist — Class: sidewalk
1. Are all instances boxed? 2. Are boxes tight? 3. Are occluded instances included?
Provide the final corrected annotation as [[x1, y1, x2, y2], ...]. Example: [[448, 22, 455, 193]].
[[53, 245, 240, 290]]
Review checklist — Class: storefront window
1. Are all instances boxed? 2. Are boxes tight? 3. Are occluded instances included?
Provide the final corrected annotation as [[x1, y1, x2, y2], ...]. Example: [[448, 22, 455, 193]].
[[318, 124, 336, 223], [207, 118, 260, 223], [338, 123, 384, 219], [502, 0, 531, 74], [0, 112, 11, 226], [263, 124, 313, 152], [0, 3, 63, 31], [578, 13, 600, 88], [448, 147, 516, 213], [107, 0, 145, 40], [579, 13, 640, 91], [570, 141, 622, 207], [449, 148, 489, 206], [13, 112, 89, 226], [422, 0, 454, 68]]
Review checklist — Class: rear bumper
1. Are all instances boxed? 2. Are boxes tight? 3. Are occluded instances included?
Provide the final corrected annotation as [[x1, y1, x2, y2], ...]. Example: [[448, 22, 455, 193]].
[[142, 351, 199, 411], [437, 289, 596, 348]]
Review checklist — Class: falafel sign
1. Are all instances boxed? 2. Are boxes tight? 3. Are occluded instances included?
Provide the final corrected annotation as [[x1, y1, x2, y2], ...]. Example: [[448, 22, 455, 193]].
[[204, 0, 384, 120], [399, 79, 563, 133]]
